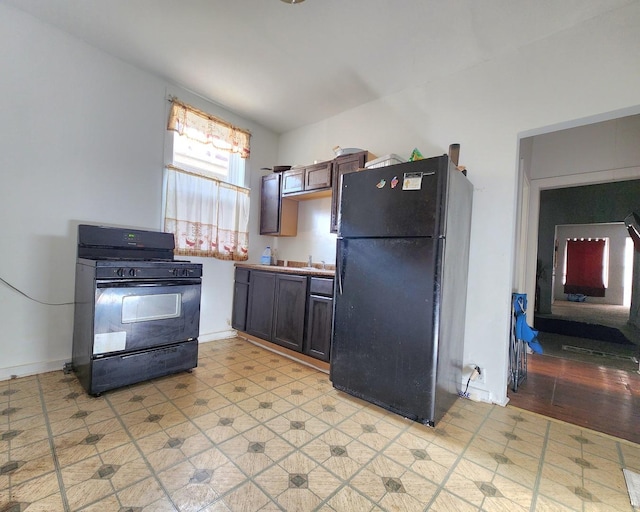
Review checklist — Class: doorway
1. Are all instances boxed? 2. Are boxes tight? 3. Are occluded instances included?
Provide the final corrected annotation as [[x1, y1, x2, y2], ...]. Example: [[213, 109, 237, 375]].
[[508, 111, 640, 438], [535, 199, 640, 370], [519, 113, 640, 346]]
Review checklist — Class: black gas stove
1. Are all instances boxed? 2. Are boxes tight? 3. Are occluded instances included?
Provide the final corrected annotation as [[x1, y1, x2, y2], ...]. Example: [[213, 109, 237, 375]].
[[79, 258, 202, 280], [76, 223, 202, 280], [72, 224, 203, 395]]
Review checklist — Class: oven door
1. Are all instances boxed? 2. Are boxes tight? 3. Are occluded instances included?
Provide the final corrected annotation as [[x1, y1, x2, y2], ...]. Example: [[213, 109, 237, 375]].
[[93, 279, 201, 356]]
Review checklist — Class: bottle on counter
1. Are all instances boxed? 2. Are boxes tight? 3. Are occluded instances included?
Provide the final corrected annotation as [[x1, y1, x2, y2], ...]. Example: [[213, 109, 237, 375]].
[[260, 246, 272, 265]]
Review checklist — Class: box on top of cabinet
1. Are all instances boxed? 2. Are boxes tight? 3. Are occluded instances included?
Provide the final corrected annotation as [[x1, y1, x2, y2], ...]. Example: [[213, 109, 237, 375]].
[[364, 154, 406, 169]]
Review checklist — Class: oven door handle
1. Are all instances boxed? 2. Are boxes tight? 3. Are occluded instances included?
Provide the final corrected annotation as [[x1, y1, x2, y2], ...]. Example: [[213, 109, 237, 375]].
[[96, 279, 201, 288]]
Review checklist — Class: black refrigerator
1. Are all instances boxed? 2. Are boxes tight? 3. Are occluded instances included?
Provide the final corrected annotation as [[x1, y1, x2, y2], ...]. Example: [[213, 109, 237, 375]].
[[330, 155, 473, 426]]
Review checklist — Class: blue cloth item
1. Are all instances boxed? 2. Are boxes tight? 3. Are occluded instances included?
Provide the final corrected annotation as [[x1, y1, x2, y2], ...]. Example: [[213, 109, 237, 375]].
[[512, 293, 543, 354]]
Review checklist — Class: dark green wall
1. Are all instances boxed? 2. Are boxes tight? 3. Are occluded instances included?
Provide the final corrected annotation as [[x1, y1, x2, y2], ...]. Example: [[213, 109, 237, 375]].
[[536, 180, 640, 314]]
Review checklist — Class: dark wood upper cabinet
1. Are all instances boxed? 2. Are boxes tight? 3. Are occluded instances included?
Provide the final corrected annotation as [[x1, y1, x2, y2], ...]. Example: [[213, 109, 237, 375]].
[[282, 161, 333, 197], [330, 151, 368, 233], [261, 151, 367, 236], [281, 168, 305, 195], [305, 161, 333, 191], [260, 173, 280, 234], [260, 173, 298, 236]]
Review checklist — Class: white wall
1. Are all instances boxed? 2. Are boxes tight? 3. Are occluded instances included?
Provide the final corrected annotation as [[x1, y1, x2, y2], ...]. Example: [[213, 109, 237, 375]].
[[553, 224, 629, 305], [0, 4, 278, 380], [278, 2, 640, 404], [273, 198, 337, 265], [529, 115, 640, 180]]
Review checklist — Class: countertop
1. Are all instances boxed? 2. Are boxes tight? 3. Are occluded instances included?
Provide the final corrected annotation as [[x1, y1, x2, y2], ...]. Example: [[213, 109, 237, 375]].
[[235, 262, 335, 277]]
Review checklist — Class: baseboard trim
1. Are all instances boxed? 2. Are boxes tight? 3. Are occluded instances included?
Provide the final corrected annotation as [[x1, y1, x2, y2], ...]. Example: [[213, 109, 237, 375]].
[[0, 359, 69, 382], [198, 330, 238, 343], [0, 330, 238, 383], [237, 332, 330, 374], [462, 382, 506, 406]]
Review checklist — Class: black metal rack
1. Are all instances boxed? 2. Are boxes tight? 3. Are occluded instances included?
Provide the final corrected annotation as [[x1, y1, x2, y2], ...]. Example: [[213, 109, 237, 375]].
[[510, 293, 528, 392]]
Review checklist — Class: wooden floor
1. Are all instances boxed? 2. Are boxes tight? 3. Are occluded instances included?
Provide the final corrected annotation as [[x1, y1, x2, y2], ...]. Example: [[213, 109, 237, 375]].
[[508, 353, 640, 444]]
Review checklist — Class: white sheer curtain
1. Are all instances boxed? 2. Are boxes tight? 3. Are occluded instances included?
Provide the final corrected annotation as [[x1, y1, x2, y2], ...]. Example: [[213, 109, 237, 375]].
[[164, 166, 250, 260]]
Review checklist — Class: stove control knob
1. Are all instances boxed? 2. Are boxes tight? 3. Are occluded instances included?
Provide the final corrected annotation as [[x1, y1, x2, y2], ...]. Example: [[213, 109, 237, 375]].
[[117, 268, 125, 277], [129, 268, 136, 277], [172, 268, 180, 277]]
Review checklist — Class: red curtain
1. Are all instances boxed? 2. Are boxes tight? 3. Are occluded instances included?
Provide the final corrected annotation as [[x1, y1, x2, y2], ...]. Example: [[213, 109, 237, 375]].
[[564, 239, 606, 297]]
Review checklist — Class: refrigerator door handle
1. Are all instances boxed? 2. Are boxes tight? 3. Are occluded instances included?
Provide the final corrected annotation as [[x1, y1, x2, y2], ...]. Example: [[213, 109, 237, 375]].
[[337, 239, 346, 295]]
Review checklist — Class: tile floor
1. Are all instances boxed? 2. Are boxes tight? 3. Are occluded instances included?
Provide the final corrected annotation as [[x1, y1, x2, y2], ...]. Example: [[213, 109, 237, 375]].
[[1, 337, 639, 511]]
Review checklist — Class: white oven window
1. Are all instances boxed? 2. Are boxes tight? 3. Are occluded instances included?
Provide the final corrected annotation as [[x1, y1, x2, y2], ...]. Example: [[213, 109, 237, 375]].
[[122, 293, 181, 323]]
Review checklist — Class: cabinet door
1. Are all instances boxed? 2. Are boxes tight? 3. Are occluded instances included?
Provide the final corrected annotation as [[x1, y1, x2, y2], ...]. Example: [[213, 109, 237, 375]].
[[260, 174, 281, 235], [305, 294, 333, 362], [305, 161, 332, 191], [260, 173, 298, 236], [232, 268, 250, 331], [272, 274, 307, 352], [282, 168, 305, 195], [246, 271, 276, 340], [330, 151, 367, 233]]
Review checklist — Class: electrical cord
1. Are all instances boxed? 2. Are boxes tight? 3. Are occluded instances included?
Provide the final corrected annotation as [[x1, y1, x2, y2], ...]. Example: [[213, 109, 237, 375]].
[[462, 375, 472, 397], [459, 365, 481, 399], [1, 276, 74, 306]]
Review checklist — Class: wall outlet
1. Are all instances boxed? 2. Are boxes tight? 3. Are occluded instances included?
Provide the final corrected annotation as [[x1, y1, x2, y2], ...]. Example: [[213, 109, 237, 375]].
[[468, 365, 485, 384], [475, 367, 485, 384]]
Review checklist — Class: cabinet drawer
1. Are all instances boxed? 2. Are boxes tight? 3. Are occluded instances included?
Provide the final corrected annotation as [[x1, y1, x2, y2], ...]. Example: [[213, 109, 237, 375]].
[[309, 277, 334, 296], [235, 267, 250, 284]]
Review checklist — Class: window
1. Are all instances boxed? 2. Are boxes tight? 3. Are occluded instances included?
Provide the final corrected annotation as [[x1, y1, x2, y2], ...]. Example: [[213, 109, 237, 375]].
[[173, 131, 232, 180], [164, 99, 251, 261], [172, 130, 246, 187], [563, 238, 607, 297]]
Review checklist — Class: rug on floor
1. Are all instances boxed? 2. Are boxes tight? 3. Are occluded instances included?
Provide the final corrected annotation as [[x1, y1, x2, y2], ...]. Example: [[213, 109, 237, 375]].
[[534, 315, 634, 345]]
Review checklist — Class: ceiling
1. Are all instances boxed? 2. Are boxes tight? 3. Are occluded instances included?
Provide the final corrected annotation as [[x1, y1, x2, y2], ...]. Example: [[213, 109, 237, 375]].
[[3, 0, 633, 133]]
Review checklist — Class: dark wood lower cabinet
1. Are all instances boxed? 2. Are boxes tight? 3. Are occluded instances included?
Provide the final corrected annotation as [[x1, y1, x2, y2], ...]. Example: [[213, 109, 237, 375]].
[[231, 268, 250, 331], [234, 268, 334, 362], [245, 271, 276, 341], [305, 294, 333, 361], [272, 274, 307, 352]]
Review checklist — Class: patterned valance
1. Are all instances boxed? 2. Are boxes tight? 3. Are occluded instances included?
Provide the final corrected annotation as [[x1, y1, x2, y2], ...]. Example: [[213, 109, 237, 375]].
[[167, 98, 251, 159]]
